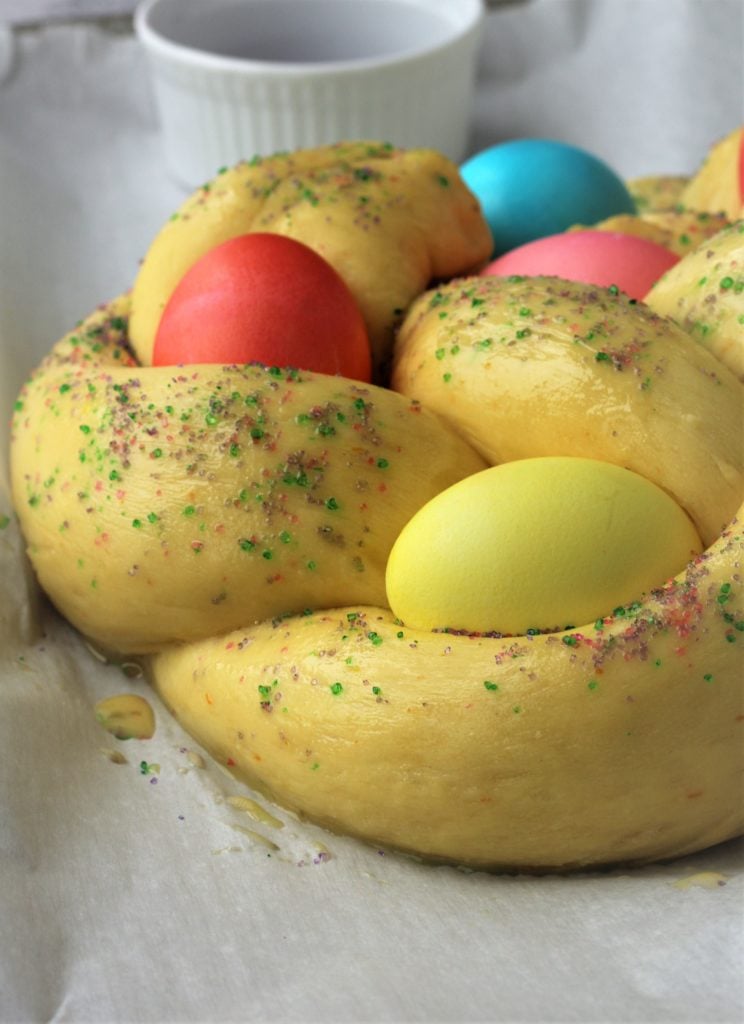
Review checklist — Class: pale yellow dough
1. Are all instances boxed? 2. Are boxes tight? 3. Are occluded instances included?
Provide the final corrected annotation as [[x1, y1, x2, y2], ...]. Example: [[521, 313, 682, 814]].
[[679, 127, 744, 221], [646, 220, 744, 380], [627, 174, 688, 212], [10, 297, 486, 653], [151, 513, 743, 871], [129, 141, 493, 375], [572, 209, 730, 257], [391, 275, 744, 547], [10, 139, 744, 872]]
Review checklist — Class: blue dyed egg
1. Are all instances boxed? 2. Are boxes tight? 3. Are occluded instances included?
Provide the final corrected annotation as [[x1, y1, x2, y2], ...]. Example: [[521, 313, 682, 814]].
[[461, 139, 636, 256]]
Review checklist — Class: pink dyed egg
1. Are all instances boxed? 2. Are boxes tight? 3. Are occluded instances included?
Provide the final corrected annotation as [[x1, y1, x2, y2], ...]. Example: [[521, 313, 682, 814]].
[[481, 230, 679, 300]]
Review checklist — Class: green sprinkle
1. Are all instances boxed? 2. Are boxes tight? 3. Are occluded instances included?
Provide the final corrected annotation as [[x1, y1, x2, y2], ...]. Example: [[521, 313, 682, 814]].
[[279, 531, 291, 544], [372, 686, 382, 696], [109, 470, 121, 482], [587, 680, 598, 691], [262, 550, 273, 560], [0, 515, 10, 530], [229, 443, 240, 457], [132, 519, 142, 529], [443, 373, 452, 383], [595, 351, 611, 363], [435, 347, 446, 361], [703, 673, 714, 682], [250, 427, 264, 440], [483, 680, 499, 692], [367, 631, 383, 646], [147, 512, 159, 524], [205, 413, 218, 426], [307, 560, 317, 571], [79, 424, 91, 434], [183, 505, 196, 517], [239, 538, 255, 551], [325, 497, 339, 511], [330, 682, 343, 696], [376, 458, 389, 469], [151, 448, 163, 459], [720, 276, 734, 290], [59, 383, 71, 394]]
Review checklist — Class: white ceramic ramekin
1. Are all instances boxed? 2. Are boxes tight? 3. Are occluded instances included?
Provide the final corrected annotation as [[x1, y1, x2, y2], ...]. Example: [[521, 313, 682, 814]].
[[135, 0, 484, 189]]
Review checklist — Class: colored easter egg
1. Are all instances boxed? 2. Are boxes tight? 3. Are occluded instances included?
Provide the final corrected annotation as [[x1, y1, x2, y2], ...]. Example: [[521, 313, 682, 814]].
[[385, 457, 702, 636], [153, 233, 372, 381], [482, 230, 679, 300], [461, 139, 636, 256]]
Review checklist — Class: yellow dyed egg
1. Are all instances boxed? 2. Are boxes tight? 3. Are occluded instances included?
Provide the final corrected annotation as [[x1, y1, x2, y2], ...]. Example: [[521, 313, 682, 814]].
[[385, 457, 703, 635]]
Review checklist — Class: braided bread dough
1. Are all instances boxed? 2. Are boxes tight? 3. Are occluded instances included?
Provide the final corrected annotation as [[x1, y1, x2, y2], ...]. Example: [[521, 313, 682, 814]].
[[10, 297, 485, 653], [646, 220, 744, 380], [10, 144, 744, 870], [391, 276, 743, 546], [152, 518, 742, 871], [148, 276, 744, 870], [129, 141, 493, 375]]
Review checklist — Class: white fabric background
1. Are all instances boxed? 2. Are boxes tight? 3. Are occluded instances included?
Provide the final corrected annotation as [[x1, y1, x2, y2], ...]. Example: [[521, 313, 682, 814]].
[[1, 2, 743, 1021]]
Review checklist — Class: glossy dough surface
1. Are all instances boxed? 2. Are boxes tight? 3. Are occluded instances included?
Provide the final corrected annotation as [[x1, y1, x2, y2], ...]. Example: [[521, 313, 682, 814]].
[[129, 141, 493, 375], [10, 297, 485, 653], [391, 275, 743, 546], [646, 220, 744, 380], [153, 514, 742, 871], [10, 142, 744, 871]]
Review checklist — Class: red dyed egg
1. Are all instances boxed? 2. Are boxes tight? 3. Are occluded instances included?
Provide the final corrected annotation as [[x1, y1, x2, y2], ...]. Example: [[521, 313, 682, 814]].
[[481, 230, 679, 300], [153, 233, 372, 381]]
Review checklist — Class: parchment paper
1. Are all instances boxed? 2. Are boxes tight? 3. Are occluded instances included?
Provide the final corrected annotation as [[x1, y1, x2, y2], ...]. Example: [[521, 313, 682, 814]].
[[1, 3, 743, 1022]]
